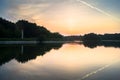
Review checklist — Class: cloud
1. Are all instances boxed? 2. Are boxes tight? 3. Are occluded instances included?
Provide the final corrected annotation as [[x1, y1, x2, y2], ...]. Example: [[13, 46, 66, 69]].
[[76, 0, 120, 22], [0, 0, 70, 21], [85, 0, 120, 18], [2, 0, 120, 22]]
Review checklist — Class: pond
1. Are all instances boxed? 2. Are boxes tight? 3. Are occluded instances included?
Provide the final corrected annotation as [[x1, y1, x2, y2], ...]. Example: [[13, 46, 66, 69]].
[[0, 43, 120, 80]]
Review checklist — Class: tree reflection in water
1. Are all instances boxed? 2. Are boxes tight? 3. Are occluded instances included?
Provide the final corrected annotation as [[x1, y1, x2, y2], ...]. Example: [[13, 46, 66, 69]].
[[0, 43, 63, 66], [0, 41, 120, 67]]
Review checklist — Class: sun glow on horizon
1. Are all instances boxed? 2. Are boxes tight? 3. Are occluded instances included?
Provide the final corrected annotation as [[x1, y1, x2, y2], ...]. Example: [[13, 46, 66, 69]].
[[11, 0, 120, 35]]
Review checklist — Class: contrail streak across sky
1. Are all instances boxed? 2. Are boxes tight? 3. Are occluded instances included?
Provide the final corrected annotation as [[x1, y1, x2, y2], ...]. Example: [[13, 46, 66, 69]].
[[76, 0, 120, 22]]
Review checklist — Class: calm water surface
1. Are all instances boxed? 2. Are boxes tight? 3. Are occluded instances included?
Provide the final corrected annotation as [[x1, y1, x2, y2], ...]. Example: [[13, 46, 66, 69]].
[[0, 43, 120, 80]]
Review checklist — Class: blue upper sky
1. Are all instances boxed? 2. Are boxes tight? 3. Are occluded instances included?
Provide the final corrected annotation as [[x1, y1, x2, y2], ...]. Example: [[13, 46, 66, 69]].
[[0, 0, 120, 21], [85, 0, 120, 17]]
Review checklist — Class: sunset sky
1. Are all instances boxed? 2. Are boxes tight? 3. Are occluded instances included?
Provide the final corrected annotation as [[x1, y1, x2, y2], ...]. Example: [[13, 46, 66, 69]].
[[0, 0, 120, 35]]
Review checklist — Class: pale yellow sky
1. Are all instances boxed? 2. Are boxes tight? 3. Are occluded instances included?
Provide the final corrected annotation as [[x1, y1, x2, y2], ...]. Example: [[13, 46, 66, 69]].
[[33, 3, 119, 35], [8, 0, 120, 35]]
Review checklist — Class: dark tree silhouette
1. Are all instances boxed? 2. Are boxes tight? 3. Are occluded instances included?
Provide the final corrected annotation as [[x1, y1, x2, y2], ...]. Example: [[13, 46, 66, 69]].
[[82, 33, 120, 48], [82, 33, 101, 48], [83, 33, 101, 41], [0, 17, 63, 40], [16, 20, 25, 39], [0, 17, 20, 38], [99, 33, 120, 40]]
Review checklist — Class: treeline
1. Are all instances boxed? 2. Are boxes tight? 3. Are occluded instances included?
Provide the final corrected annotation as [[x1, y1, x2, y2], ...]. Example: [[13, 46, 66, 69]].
[[0, 17, 120, 41], [82, 33, 120, 41], [0, 18, 20, 38], [0, 17, 63, 40], [99, 33, 120, 40], [82, 33, 120, 48]]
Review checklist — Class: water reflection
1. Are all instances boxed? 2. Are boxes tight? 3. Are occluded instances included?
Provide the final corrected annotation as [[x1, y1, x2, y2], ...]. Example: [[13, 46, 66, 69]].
[[0, 43, 120, 80], [0, 43, 63, 66], [83, 41, 120, 48], [0, 42, 120, 66]]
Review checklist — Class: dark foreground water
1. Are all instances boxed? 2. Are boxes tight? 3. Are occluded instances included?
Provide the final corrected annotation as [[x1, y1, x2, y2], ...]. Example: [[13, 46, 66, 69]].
[[0, 43, 120, 80]]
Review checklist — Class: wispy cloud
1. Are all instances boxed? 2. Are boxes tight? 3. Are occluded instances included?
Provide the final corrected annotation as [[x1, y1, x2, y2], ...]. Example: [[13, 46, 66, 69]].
[[76, 0, 120, 22], [1, 0, 68, 21]]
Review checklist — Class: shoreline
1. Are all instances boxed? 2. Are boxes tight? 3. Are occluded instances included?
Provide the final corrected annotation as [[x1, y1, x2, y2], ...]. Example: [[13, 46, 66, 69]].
[[0, 41, 81, 44], [0, 41, 82, 44], [0, 41, 39, 44], [0, 40, 120, 44]]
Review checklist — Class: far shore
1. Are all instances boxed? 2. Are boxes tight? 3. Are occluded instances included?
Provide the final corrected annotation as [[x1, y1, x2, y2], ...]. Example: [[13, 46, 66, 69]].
[[0, 40, 120, 44], [0, 41, 82, 44]]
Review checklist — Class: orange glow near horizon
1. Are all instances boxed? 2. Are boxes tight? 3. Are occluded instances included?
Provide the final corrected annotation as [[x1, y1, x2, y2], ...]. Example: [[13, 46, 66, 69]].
[[16, 44, 120, 72], [16, 2, 120, 35], [34, 14, 119, 35]]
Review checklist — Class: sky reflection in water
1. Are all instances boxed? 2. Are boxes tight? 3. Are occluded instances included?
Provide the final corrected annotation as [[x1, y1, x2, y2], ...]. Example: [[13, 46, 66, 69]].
[[0, 43, 120, 80]]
